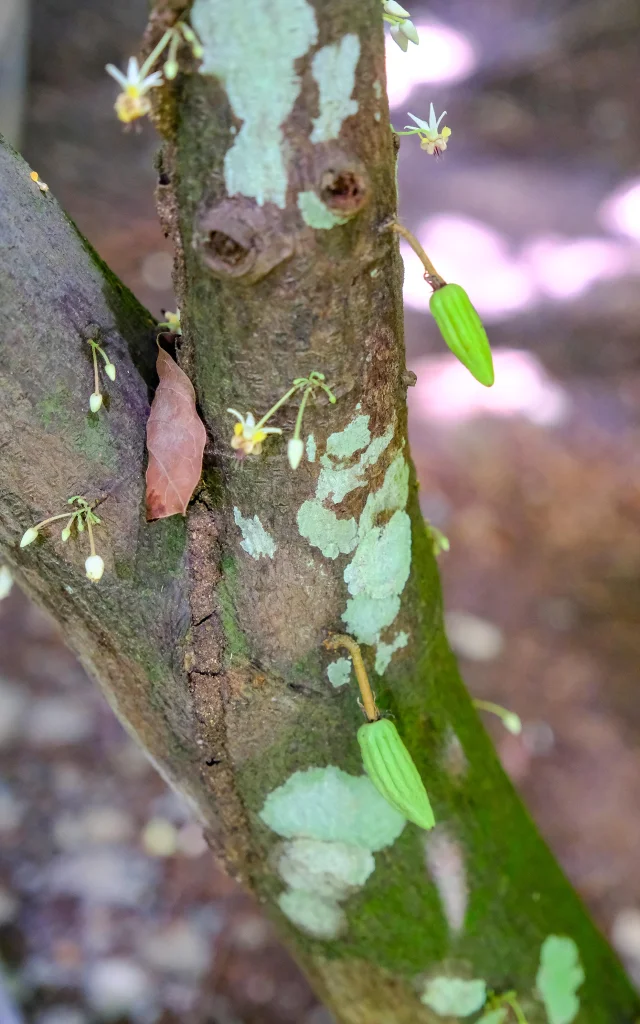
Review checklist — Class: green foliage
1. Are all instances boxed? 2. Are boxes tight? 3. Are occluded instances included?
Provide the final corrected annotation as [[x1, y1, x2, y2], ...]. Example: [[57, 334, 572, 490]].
[[536, 936, 584, 1024]]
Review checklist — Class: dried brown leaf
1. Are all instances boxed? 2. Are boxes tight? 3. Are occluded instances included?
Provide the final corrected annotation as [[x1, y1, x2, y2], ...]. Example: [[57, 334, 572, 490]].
[[145, 348, 206, 520]]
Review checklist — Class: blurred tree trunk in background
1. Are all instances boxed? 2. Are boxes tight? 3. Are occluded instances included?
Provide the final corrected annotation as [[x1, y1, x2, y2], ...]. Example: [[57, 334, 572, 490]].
[[0, 0, 29, 146]]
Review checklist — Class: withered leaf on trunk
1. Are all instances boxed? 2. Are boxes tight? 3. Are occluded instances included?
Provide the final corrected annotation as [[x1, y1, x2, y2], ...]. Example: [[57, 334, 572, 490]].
[[146, 348, 206, 520]]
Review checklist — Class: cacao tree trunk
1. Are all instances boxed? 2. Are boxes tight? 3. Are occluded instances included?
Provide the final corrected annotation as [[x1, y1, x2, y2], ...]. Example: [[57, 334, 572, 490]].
[[1, 0, 639, 1019]]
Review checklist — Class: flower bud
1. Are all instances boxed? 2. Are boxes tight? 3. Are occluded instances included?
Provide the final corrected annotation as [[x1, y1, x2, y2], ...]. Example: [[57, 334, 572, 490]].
[[164, 59, 178, 80], [383, 0, 411, 16], [358, 718, 435, 830], [89, 392, 103, 413], [399, 18, 419, 43], [104, 362, 116, 382], [85, 554, 105, 582], [503, 712, 522, 735], [20, 527, 39, 548], [287, 438, 305, 470], [390, 24, 409, 50], [61, 527, 71, 542], [429, 283, 495, 387]]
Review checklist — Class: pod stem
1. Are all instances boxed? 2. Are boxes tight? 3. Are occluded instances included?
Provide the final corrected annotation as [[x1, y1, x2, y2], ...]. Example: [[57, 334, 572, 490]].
[[324, 633, 379, 722], [386, 220, 446, 290]]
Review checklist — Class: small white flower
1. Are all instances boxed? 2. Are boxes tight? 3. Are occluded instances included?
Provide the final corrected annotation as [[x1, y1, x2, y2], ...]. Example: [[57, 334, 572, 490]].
[[105, 57, 164, 124], [159, 309, 182, 335], [390, 24, 409, 50], [227, 409, 282, 458], [20, 528, 39, 548], [287, 438, 305, 470], [104, 362, 116, 382], [90, 392, 103, 413], [0, 566, 13, 600], [85, 554, 105, 582], [405, 104, 452, 156]]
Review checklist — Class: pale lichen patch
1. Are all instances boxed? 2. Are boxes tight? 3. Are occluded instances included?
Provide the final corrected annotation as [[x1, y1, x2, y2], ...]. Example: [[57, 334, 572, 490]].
[[296, 500, 357, 559], [310, 35, 361, 143], [278, 837, 374, 898], [278, 889, 346, 939], [192, 0, 318, 207], [260, 765, 405, 850], [341, 452, 412, 646], [297, 414, 411, 648], [326, 414, 371, 459], [306, 434, 316, 462], [262, 766, 405, 940], [233, 507, 276, 560], [344, 511, 411, 601], [375, 631, 409, 675], [316, 419, 394, 504], [441, 727, 469, 780], [327, 657, 352, 688], [297, 191, 348, 229], [420, 976, 486, 1017], [424, 828, 468, 934]]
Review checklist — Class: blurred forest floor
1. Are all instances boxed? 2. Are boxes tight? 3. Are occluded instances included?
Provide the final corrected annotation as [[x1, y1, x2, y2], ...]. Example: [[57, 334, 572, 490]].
[[2, 0, 640, 1020]]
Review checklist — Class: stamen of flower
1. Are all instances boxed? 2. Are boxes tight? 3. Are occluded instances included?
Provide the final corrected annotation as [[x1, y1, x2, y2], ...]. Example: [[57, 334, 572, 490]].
[[30, 171, 49, 193]]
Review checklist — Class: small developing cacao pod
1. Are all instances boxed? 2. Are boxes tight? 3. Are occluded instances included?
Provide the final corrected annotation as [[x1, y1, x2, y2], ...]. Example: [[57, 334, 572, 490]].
[[429, 282, 495, 387], [357, 718, 435, 830]]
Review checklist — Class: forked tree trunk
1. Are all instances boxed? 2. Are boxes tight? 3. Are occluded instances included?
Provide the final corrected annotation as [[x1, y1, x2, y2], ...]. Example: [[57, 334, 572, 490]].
[[0, 0, 638, 1019]]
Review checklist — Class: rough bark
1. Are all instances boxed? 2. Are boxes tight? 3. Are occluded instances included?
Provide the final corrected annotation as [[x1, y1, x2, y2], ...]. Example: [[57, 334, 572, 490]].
[[1, 0, 639, 1019]]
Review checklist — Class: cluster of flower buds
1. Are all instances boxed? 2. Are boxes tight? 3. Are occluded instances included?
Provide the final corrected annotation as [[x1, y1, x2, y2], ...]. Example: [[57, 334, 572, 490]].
[[228, 371, 337, 470], [106, 23, 202, 125], [88, 336, 116, 413], [382, 0, 419, 51], [20, 497, 105, 582]]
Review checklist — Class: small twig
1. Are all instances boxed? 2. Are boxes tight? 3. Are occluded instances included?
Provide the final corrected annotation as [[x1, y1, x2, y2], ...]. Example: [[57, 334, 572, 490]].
[[384, 219, 446, 290], [323, 633, 379, 722]]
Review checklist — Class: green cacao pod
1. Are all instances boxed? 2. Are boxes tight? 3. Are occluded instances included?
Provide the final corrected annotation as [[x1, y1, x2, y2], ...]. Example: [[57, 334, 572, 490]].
[[429, 283, 495, 387], [357, 718, 435, 830]]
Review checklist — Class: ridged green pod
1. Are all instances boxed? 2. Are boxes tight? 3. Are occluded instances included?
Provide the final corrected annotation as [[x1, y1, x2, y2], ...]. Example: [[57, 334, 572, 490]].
[[357, 718, 435, 830], [429, 283, 495, 387]]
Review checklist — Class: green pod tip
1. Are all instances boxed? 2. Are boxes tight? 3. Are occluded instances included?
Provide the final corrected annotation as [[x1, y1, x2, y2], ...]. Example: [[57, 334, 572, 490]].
[[358, 718, 435, 830], [429, 283, 495, 387]]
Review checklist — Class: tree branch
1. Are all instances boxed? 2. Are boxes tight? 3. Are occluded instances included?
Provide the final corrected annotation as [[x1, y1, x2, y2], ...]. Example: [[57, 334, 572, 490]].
[[2, 0, 639, 1012], [0, 137, 218, 837]]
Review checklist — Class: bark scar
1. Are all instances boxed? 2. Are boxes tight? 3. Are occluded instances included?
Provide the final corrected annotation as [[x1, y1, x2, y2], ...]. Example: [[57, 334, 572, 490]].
[[186, 501, 254, 878]]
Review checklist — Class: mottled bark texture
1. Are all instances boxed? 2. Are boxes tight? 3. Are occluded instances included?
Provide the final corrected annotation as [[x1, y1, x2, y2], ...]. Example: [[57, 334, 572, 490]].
[[1, 0, 639, 1018]]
